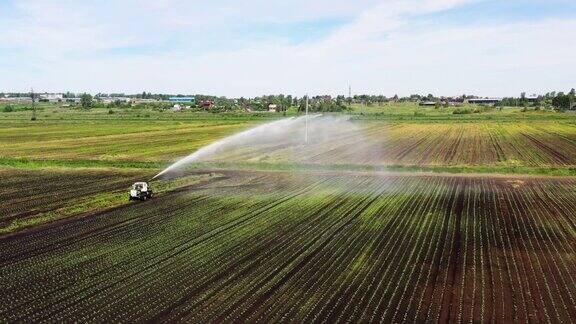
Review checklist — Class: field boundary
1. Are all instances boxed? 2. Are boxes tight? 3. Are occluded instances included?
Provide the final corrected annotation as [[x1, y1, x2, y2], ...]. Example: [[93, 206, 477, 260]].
[[2, 157, 576, 177], [0, 157, 163, 170]]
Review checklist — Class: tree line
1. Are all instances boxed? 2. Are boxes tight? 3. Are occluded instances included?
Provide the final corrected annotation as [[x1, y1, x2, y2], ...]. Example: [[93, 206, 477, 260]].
[[3, 88, 574, 112], [498, 89, 575, 111]]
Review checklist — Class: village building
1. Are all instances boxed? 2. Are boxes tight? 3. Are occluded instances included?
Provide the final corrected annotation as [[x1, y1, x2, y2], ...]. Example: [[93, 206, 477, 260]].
[[38, 93, 64, 102], [198, 100, 214, 109], [466, 98, 502, 105], [168, 97, 194, 103], [418, 101, 437, 106]]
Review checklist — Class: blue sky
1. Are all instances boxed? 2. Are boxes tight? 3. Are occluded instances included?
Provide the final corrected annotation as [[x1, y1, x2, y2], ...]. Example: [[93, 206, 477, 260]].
[[428, 0, 576, 22], [0, 0, 574, 96]]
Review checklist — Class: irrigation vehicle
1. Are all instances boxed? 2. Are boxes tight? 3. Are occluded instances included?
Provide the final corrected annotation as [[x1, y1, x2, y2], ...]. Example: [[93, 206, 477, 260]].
[[129, 182, 153, 201]]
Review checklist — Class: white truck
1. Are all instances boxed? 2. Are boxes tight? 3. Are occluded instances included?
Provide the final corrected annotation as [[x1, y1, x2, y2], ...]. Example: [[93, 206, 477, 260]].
[[129, 182, 153, 201]]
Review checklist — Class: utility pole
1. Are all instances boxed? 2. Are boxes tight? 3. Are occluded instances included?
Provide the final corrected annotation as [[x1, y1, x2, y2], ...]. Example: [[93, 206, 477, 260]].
[[31, 87, 36, 121], [305, 93, 308, 144], [348, 85, 352, 107]]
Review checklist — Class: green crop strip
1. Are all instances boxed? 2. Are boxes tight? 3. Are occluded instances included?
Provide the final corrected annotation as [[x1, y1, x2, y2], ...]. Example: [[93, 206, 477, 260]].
[[0, 157, 163, 170], [181, 161, 576, 177], [1, 157, 575, 177]]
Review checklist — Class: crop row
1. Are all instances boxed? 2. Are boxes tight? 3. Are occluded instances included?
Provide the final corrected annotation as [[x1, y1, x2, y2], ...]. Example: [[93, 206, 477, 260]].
[[0, 168, 152, 231], [0, 171, 575, 322]]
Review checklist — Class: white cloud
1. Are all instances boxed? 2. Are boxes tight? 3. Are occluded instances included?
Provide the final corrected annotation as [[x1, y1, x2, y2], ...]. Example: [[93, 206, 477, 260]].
[[0, 0, 574, 96]]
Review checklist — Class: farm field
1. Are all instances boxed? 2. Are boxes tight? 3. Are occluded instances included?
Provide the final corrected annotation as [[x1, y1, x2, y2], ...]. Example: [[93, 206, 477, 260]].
[[204, 121, 576, 169], [0, 168, 220, 234], [1, 107, 575, 322], [0, 168, 152, 233], [0, 118, 252, 163], [1, 0, 575, 321], [0, 114, 575, 176], [1, 170, 575, 322]]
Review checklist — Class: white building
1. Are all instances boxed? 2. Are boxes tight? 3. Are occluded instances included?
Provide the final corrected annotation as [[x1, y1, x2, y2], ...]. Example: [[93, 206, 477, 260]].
[[101, 97, 131, 104], [0, 96, 32, 102], [39, 93, 64, 102]]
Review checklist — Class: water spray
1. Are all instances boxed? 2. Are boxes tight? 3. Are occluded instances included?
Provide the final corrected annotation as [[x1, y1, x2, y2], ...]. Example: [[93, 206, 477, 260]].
[[151, 115, 319, 180]]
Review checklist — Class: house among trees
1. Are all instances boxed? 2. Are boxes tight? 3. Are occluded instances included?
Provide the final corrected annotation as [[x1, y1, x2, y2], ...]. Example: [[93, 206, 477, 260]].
[[267, 104, 277, 112], [466, 98, 502, 105], [168, 97, 194, 103], [38, 93, 64, 102], [419, 101, 437, 106], [198, 100, 214, 109]]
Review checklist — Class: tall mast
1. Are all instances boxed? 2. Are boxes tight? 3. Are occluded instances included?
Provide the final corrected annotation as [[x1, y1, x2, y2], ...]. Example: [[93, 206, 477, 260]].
[[305, 94, 308, 143], [348, 85, 352, 107], [31, 87, 36, 120]]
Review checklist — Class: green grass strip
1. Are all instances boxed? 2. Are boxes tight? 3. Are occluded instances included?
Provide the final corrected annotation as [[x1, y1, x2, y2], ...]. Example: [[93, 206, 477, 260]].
[[1, 157, 575, 176], [0, 157, 164, 170]]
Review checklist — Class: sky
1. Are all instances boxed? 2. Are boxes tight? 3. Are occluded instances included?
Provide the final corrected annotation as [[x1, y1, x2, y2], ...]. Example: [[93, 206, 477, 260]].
[[0, 0, 575, 97]]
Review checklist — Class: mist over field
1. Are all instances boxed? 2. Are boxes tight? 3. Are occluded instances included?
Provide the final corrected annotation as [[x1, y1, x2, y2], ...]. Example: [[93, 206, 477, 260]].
[[155, 115, 371, 178]]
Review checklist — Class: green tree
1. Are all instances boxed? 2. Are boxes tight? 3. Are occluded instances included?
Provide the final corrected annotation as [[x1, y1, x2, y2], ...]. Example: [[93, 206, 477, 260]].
[[519, 92, 527, 106], [80, 93, 93, 109], [552, 92, 570, 111]]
